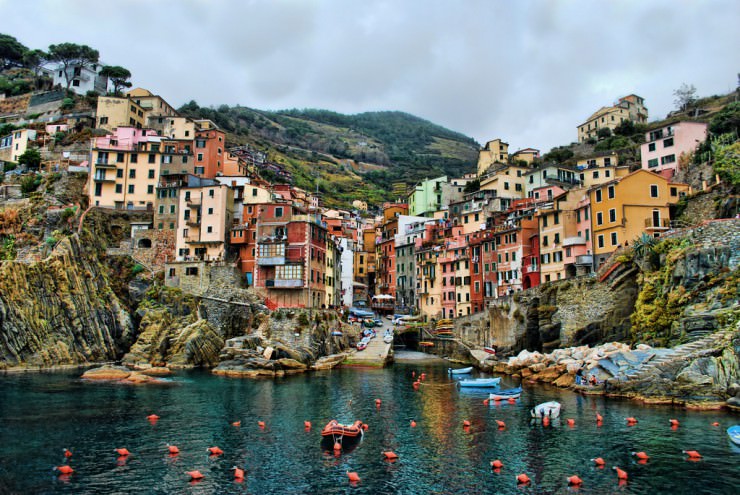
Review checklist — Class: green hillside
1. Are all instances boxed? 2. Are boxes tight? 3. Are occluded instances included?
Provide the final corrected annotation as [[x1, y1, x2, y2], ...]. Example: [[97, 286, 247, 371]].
[[177, 102, 480, 208]]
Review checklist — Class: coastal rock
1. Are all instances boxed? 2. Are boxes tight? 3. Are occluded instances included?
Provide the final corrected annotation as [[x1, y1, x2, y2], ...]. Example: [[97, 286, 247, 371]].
[[277, 358, 307, 370], [139, 366, 172, 376], [553, 372, 575, 388], [312, 353, 347, 370], [81, 365, 131, 380]]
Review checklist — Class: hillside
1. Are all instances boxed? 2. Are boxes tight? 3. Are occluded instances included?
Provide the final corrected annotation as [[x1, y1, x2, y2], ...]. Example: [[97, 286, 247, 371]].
[[177, 102, 480, 208]]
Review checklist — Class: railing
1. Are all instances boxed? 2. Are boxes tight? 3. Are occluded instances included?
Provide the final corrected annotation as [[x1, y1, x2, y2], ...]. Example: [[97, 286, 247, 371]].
[[645, 218, 671, 229], [93, 176, 115, 182], [94, 160, 116, 168], [523, 264, 539, 274], [576, 254, 593, 266], [186, 218, 201, 227], [563, 236, 586, 247], [185, 197, 200, 206], [265, 279, 304, 288]]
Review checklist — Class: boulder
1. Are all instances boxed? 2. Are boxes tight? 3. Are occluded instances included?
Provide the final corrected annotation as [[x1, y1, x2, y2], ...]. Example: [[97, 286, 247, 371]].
[[553, 372, 575, 388], [312, 353, 347, 370], [277, 358, 307, 370], [140, 366, 172, 376], [531, 364, 567, 383], [124, 372, 162, 384], [81, 366, 131, 381]]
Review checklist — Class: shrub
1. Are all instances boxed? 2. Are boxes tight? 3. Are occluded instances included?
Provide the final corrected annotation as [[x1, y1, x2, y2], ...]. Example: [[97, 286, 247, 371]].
[[60, 207, 75, 223], [20, 174, 41, 195], [297, 313, 309, 326], [131, 264, 145, 275], [60, 98, 75, 110]]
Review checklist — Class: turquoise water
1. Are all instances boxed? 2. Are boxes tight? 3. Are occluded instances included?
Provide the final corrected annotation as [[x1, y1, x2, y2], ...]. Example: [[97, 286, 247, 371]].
[[1, 363, 739, 494]]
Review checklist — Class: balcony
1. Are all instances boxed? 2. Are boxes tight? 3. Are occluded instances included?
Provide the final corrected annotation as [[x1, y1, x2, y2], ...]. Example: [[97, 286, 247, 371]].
[[523, 264, 539, 274], [93, 175, 116, 182], [265, 279, 304, 289], [645, 218, 670, 230], [563, 236, 587, 247], [94, 160, 116, 168], [575, 255, 593, 266], [185, 197, 200, 206], [186, 217, 201, 227]]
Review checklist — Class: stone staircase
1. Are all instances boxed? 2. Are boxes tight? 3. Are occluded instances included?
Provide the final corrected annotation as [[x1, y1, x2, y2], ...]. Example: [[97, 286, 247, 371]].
[[622, 331, 727, 381]]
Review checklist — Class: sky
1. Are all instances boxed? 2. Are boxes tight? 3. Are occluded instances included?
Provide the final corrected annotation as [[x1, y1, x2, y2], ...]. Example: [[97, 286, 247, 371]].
[[2, 0, 738, 153]]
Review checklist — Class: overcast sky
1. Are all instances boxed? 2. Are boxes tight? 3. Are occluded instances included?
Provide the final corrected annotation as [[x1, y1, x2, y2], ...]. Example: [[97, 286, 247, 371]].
[[3, 0, 738, 153]]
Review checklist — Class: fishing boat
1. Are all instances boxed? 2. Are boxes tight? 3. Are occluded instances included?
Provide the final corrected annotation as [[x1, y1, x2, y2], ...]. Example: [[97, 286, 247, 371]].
[[483, 346, 497, 355], [728, 425, 740, 446], [321, 420, 364, 451], [458, 377, 501, 388], [489, 386, 522, 400], [448, 367, 473, 375], [530, 401, 561, 419], [383, 330, 393, 344]]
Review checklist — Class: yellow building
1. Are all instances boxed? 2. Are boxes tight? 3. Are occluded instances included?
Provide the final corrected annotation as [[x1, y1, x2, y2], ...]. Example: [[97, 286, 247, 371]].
[[578, 95, 648, 143], [97, 88, 178, 132], [416, 245, 443, 320], [175, 182, 234, 261], [511, 148, 540, 165], [147, 115, 196, 140], [0, 128, 37, 164], [477, 138, 509, 176], [537, 193, 582, 283], [479, 164, 529, 199], [577, 152, 630, 188], [589, 170, 689, 266]]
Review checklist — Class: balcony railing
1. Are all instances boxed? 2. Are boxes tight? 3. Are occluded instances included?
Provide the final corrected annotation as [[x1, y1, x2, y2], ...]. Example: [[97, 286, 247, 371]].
[[265, 279, 304, 289], [94, 160, 116, 168], [523, 265, 539, 274], [186, 217, 201, 227], [93, 176, 115, 182], [644, 218, 670, 229], [575, 255, 593, 266], [563, 236, 587, 247]]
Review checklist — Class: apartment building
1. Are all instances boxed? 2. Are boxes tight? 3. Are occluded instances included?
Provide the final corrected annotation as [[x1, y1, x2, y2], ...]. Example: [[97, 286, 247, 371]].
[[578, 94, 647, 143], [0, 128, 37, 164], [477, 138, 509, 176], [174, 181, 234, 261], [641, 121, 708, 177]]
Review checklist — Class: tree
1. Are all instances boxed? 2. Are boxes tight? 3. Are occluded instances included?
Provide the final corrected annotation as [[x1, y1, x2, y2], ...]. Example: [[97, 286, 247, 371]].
[[709, 102, 740, 136], [543, 146, 574, 164], [712, 141, 740, 189], [463, 178, 480, 194], [22, 49, 47, 89], [0, 33, 28, 70], [673, 83, 697, 112], [18, 148, 41, 170], [597, 127, 612, 139], [47, 43, 99, 90], [100, 65, 131, 95], [613, 120, 635, 136]]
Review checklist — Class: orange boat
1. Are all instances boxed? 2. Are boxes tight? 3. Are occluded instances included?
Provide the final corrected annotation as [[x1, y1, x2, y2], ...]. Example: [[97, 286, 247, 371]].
[[321, 420, 364, 450]]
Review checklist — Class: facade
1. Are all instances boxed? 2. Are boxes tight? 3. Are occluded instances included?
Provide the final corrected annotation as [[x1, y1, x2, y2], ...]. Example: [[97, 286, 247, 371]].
[[408, 176, 447, 217], [511, 148, 540, 164], [477, 138, 509, 176], [193, 120, 227, 178], [174, 182, 234, 262], [578, 95, 648, 143], [97, 88, 178, 131], [640, 121, 708, 177], [524, 164, 580, 196], [52, 62, 108, 95], [0, 129, 37, 164]]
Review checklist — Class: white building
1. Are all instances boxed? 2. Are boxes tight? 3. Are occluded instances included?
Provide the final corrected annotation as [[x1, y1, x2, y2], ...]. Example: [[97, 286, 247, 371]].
[[339, 237, 355, 307], [52, 62, 108, 95]]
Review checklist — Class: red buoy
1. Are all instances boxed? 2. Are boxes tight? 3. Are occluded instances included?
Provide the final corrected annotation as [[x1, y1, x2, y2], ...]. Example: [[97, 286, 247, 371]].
[[147, 414, 160, 421], [362, 423, 369, 431], [412, 371, 416, 378], [516, 473, 531, 484], [347, 471, 361, 483], [186, 470, 204, 480], [614, 467, 628, 480], [115, 448, 130, 456], [258, 421, 266, 428], [383, 451, 399, 460], [591, 457, 606, 467], [333, 442, 342, 451], [410, 420, 417, 427], [232, 421, 241, 427], [463, 420, 471, 427], [491, 459, 504, 469], [483, 399, 489, 406], [566, 418, 575, 427], [711, 422, 720, 427], [683, 450, 702, 459], [167, 444, 179, 455], [626, 417, 638, 425], [495, 420, 505, 428], [63, 448, 73, 458], [232, 466, 244, 480], [55, 466, 74, 475], [632, 451, 649, 461], [507, 397, 516, 404], [207, 446, 223, 456], [542, 416, 550, 427], [567, 475, 583, 485], [670, 419, 680, 427], [596, 413, 603, 422]]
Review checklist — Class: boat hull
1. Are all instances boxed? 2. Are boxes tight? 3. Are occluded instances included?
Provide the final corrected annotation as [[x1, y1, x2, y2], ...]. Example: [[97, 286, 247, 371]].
[[531, 401, 561, 419], [321, 420, 364, 450], [489, 387, 522, 400], [728, 426, 740, 446], [448, 367, 473, 375], [458, 377, 501, 388]]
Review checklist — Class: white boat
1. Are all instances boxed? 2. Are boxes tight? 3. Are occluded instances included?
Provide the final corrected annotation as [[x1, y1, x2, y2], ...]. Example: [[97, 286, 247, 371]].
[[489, 387, 522, 400], [383, 330, 393, 344], [728, 425, 740, 446], [530, 401, 561, 419], [458, 377, 501, 388], [448, 367, 473, 375]]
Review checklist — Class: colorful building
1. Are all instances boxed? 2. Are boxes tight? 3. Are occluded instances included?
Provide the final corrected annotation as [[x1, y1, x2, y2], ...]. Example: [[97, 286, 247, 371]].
[[640, 121, 708, 177], [578, 94, 648, 143], [477, 138, 509, 176]]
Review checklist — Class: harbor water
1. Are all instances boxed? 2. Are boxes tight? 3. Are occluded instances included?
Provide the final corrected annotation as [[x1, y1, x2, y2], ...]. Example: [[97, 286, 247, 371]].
[[1, 361, 738, 494]]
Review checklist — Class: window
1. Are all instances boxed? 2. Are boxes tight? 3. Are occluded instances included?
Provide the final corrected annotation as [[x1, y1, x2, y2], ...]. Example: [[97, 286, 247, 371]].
[[195, 139, 206, 148], [592, 171, 599, 179], [595, 189, 602, 202], [661, 154, 676, 165], [609, 208, 616, 222], [648, 158, 659, 168], [207, 207, 213, 215], [504, 182, 509, 190], [185, 267, 198, 276], [116, 152, 124, 163], [148, 154, 156, 164], [115, 184, 122, 193], [663, 137, 674, 147], [606, 170, 611, 177], [670, 187, 677, 197], [554, 212, 559, 224], [542, 215, 548, 227], [648, 143, 656, 152], [275, 207, 283, 218], [608, 185, 615, 199], [596, 212, 603, 225], [159, 205, 165, 214], [147, 185, 154, 194], [99, 117, 109, 125], [116, 169, 123, 178], [128, 185, 134, 194], [553, 251, 562, 262], [197, 153, 203, 161], [650, 185, 659, 198], [207, 226, 213, 233], [597, 235, 604, 248], [148, 169, 155, 179], [129, 169, 136, 179], [542, 235, 549, 246], [209, 189, 215, 198], [554, 233, 560, 244], [611, 232, 618, 246]]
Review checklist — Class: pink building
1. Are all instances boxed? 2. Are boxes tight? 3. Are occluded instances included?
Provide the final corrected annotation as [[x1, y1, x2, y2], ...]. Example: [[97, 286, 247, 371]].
[[641, 121, 707, 178]]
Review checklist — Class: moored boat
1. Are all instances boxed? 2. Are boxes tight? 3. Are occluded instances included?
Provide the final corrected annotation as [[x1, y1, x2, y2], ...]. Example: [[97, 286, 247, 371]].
[[458, 377, 501, 388], [448, 367, 473, 375], [489, 386, 522, 401], [531, 401, 561, 419], [321, 420, 364, 451], [728, 425, 740, 446], [483, 346, 497, 355]]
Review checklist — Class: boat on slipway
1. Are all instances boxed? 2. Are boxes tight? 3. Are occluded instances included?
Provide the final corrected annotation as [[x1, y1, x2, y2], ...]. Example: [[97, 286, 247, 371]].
[[458, 377, 501, 388]]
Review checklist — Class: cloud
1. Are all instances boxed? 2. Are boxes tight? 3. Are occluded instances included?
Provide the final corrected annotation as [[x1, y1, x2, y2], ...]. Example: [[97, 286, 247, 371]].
[[3, 0, 738, 154]]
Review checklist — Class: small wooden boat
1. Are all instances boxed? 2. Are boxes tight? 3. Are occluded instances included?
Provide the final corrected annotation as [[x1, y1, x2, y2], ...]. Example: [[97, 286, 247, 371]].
[[383, 330, 393, 344], [728, 425, 740, 446], [483, 346, 497, 355], [531, 401, 561, 419], [489, 387, 522, 400], [321, 420, 364, 450], [458, 377, 501, 388], [418, 341, 434, 347], [448, 367, 473, 375], [331, 331, 343, 336]]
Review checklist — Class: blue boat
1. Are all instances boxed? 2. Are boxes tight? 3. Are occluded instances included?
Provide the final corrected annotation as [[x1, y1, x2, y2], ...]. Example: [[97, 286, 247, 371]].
[[728, 425, 740, 446], [458, 377, 501, 388], [448, 367, 473, 375], [489, 386, 522, 401]]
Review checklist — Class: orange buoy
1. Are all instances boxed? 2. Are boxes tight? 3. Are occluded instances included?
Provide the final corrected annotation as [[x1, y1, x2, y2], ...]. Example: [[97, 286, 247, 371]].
[[383, 451, 399, 460], [333, 442, 342, 451], [232, 466, 244, 479], [596, 413, 603, 422], [542, 416, 550, 427], [591, 457, 606, 467], [463, 420, 471, 427], [490, 459, 504, 469], [507, 397, 516, 404], [669, 419, 680, 427], [626, 417, 637, 425], [347, 471, 361, 483], [483, 399, 489, 406], [412, 381, 420, 390], [147, 414, 160, 421], [375, 399, 382, 406], [258, 421, 266, 428], [711, 422, 720, 427], [186, 470, 204, 480], [232, 421, 241, 427], [115, 448, 130, 456], [207, 446, 223, 456], [516, 473, 531, 484], [633, 451, 649, 461], [412, 371, 416, 378], [63, 448, 73, 458], [362, 423, 369, 431], [167, 444, 179, 455], [495, 420, 505, 428], [304, 420, 312, 429], [683, 450, 701, 459], [566, 418, 575, 427], [410, 420, 417, 427], [567, 475, 583, 485], [420, 373, 427, 381], [55, 465, 74, 475], [614, 467, 628, 480]]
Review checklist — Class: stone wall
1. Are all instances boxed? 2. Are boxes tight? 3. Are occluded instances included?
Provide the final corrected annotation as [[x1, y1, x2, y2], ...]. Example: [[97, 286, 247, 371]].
[[131, 229, 175, 272]]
